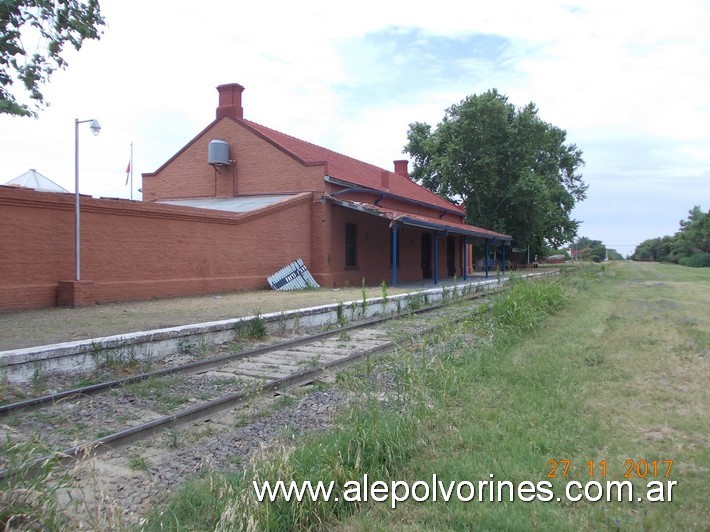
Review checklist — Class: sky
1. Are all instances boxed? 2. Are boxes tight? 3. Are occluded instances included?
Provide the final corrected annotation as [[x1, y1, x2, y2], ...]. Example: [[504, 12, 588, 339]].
[[1, 0, 708, 257]]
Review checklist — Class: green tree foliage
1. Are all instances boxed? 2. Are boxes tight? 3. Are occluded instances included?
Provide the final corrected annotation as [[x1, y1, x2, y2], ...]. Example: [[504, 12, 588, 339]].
[[632, 206, 709, 264], [632, 236, 674, 262], [570, 236, 623, 262], [670, 206, 710, 261], [607, 249, 624, 261], [404, 89, 587, 257], [573, 236, 594, 250], [573, 237, 606, 263], [1, 0, 105, 117]]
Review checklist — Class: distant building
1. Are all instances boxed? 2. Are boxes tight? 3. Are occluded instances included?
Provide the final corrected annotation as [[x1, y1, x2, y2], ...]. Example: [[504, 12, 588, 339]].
[[4, 169, 69, 193], [546, 254, 567, 264], [569, 248, 583, 260]]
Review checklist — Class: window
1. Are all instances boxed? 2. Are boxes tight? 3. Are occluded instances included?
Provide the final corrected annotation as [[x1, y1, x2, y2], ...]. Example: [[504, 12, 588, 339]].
[[345, 223, 357, 267]]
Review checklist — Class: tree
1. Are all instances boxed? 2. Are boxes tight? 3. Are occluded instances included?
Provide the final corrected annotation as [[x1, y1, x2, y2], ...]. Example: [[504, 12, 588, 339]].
[[1, 0, 105, 117], [573, 237, 605, 262], [631, 206, 708, 263], [404, 89, 587, 257], [573, 236, 594, 249], [584, 242, 607, 263], [670, 206, 709, 261], [632, 236, 674, 262], [607, 249, 624, 261], [571, 236, 623, 261]]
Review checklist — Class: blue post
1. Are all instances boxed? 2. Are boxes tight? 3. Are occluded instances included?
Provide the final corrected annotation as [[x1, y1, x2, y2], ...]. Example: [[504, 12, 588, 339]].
[[502, 242, 506, 274], [392, 225, 398, 287], [463, 237, 468, 281], [485, 239, 489, 278], [433, 233, 439, 285]]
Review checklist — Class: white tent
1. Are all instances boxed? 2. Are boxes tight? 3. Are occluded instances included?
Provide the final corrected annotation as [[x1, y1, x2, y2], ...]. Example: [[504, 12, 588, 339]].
[[4, 169, 69, 193]]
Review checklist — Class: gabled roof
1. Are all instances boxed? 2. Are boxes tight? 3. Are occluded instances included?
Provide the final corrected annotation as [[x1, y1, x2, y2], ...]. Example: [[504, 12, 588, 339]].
[[329, 198, 512, 241], [144, 108, 463, 216], [240, 119, 464, 215], [4, 169, 69, 193]]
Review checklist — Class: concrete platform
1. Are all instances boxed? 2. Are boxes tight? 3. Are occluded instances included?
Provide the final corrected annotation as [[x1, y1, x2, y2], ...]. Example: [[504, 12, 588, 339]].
[[0, 270, 554, 385]]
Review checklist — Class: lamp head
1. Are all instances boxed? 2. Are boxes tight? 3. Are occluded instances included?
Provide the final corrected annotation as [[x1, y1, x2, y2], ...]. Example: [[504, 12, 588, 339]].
[[90, 119, 101, 136]]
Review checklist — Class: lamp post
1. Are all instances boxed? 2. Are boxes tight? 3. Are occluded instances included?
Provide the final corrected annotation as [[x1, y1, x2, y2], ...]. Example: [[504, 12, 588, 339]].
[[74, 118, 101, 281]]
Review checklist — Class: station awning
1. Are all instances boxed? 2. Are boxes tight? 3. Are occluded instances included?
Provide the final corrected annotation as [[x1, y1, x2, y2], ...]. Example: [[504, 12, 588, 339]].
[[327, 197, 512, 242]]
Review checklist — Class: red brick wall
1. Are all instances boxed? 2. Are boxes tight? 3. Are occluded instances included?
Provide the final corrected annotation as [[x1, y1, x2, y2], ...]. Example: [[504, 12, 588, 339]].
[[328, 205, 443, 288], [138, 117, 468, 292], [0, 186, 313, 311], [142, 118, 325, 201], [308, 193, 332, 287], [323, 188, 464, 287]]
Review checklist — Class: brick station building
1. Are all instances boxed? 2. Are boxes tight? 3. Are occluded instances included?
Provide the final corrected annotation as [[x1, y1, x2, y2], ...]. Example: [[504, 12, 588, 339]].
[[0, 83, 511, 311], [143, 83, 511, 289]]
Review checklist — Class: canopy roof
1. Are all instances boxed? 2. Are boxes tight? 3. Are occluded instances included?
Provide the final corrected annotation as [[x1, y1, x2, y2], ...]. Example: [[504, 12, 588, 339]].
[[328, 197, 512, 241]]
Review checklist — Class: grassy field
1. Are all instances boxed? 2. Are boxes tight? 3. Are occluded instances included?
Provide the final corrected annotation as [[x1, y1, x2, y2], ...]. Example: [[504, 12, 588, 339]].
[[333, 262, 708, 530]]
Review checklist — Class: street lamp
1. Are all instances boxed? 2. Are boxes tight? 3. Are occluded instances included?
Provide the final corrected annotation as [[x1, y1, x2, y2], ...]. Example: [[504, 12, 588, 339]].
[[74, 118, 101, 281]]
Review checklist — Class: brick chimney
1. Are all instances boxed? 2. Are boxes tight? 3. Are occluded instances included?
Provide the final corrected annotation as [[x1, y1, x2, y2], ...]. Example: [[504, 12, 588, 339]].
[[393, 159, 409, 179], [216, 83, 245, 120]]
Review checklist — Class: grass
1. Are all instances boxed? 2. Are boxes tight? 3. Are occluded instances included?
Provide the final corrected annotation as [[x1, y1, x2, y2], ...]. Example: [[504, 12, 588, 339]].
[[0, 438, 126, 530], [140, 262, 709, 530], [0, 437, 69, 529], [340, 261, 709, 530], [124, 375, 190, 414], [127, 453, 150, 471]]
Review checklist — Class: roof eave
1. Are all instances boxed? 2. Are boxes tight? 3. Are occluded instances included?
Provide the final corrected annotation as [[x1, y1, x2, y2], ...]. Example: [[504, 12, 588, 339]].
[[398, 216, 512, 241], [324, 175, 465, 217], [328, 197, 512, 241]]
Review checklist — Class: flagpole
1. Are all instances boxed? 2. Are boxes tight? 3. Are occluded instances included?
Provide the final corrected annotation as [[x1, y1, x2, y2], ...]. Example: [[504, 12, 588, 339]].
[[130, 142, 134, 201]]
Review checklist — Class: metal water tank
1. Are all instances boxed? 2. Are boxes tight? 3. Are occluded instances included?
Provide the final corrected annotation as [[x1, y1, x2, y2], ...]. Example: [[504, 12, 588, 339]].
[[208, 139, 230, 166]]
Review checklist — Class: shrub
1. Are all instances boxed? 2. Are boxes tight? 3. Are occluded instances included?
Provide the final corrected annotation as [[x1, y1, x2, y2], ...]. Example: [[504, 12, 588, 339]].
[[678, 253, 710, 268]]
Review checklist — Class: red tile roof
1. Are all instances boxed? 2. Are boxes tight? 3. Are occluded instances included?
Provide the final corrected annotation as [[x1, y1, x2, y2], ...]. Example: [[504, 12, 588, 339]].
[[240, 119, 464, 214]]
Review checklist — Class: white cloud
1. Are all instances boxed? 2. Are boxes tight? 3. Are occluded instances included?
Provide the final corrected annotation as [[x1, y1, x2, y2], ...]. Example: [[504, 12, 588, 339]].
[[1, 0, 708, 251]]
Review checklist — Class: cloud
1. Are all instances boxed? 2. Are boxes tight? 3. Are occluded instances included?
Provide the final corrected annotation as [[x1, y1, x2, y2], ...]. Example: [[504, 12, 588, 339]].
[[1, 0, 708, 252]]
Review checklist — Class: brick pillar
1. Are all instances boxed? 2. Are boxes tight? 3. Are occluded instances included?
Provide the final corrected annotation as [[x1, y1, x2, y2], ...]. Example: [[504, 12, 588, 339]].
[[57, 280, 95, 307]]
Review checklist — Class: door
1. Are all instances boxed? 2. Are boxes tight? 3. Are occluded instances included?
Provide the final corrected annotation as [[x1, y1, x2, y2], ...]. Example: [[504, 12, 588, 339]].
[[421, 233, 432, 279], [446, 235, 456, 277]]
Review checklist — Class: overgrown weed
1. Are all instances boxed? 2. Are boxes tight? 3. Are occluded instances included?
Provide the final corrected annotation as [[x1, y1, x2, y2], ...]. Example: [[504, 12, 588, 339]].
[[235, 312, 268, 341], [1, 434, 128, 530], [490, 276, 568, 335]]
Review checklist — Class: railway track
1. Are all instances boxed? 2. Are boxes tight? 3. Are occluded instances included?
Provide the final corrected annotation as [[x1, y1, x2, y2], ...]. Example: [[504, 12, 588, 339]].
[[0, 292, 495, 479]]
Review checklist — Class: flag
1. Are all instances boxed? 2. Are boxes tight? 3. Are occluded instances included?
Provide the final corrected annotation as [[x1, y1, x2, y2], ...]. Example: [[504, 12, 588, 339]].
[[125, 161, 130, 185]]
